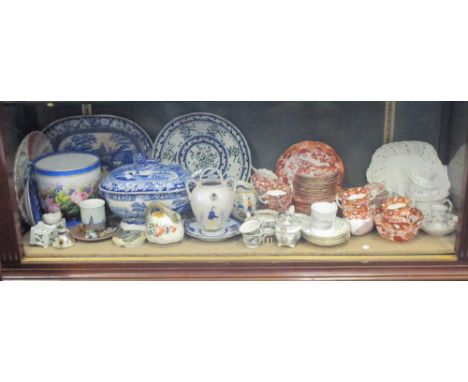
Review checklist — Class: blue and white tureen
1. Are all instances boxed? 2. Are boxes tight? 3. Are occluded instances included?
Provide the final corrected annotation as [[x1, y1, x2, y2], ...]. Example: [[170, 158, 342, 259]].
[[99, 154, 189, 230]]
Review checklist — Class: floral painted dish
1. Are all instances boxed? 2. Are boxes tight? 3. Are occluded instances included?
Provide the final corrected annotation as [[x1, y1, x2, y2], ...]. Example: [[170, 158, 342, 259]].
[[13, 131, 53, 223], [276, 141, 344, 187], [152, 113, 251, 181], [366, 141, 450, 199], [42, 115, 153, 172], [184, 217, 240, 242]]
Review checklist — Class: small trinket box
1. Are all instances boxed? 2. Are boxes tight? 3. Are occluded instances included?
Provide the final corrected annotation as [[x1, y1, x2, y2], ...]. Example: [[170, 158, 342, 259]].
[[30, 221, 58, 248], [112, 229, 146, 248]]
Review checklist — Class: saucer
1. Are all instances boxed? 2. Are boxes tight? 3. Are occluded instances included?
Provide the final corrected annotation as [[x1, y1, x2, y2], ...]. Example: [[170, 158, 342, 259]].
[[421, 217, 457, 236], [185, 218, 240, 242], [71, 224, 118, 242], [302, 217, 350, 239]]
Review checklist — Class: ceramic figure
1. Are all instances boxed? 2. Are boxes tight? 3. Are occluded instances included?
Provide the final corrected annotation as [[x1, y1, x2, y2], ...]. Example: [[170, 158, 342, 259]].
[[186, 168, 236, 232], [145, 202, 184, 245], [42, 210, 62, 225], [52, 231, 75, 249]]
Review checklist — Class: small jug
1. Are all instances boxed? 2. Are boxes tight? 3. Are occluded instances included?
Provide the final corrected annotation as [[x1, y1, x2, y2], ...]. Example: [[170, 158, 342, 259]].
[[146, 202, 184, 244], [232, 180, 257, 221]]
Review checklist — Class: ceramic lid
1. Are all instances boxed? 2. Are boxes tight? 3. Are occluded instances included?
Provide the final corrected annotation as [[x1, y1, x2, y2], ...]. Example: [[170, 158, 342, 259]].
[[99, 154, 188, 193]]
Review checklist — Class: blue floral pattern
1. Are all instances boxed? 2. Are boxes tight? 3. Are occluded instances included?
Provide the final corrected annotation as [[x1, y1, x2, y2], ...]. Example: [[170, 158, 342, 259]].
[[152, 113, 251, 181]]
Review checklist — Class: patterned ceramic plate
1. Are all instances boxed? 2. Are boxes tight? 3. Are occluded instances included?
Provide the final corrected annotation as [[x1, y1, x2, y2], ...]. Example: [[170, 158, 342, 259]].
[[152, 113, 251, 181], [42, 115, 153, 172], [276, 141, 344, 187], [14, 131, 53, 224], [184, 217, 240, 242], [366, 141, 450, 197], [25, 176, 43, 226]]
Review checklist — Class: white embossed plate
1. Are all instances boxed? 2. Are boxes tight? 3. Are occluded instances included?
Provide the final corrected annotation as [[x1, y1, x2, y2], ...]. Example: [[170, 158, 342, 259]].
[[152, 113, 251, 181], [366, 141, 450, 198]]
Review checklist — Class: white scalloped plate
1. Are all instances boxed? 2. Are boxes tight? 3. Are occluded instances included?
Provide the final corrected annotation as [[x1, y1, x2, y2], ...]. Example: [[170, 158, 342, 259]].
[[366, 141, 450, 199]]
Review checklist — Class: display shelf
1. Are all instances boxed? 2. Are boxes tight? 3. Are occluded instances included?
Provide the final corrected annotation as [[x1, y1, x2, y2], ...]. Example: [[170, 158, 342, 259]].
[[22, 232, 457, 264]]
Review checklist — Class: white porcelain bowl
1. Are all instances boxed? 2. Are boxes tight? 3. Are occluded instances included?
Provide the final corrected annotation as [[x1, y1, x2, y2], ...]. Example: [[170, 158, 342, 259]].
[[33, 152, 101, 218]]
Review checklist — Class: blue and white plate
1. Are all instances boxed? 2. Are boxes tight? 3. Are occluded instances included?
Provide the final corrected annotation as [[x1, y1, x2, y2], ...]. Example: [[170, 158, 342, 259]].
[[42, 115, 153, 172], [152, 113, 252, 181], [184, 217, 240, 242], [25, 176, 43, 226]]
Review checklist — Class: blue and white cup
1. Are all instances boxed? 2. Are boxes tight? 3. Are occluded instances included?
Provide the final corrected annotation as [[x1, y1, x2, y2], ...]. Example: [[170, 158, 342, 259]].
[[79, 198, 106, 233]]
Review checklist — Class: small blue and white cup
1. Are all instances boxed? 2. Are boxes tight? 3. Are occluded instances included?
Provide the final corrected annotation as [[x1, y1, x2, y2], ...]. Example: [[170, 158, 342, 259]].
[[79, 198, 106, 233]]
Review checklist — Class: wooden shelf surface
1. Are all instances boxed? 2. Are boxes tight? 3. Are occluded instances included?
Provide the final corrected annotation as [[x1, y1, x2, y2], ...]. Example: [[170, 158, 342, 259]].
[[22, 232, 457, 264]]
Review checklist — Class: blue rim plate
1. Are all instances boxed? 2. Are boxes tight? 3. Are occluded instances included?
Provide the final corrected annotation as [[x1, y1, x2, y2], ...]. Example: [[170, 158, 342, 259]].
[[152, 112, 251, 181], [42, 115, 153, 172], [184, 217, 240, 242], [25, 176, 43, 226]]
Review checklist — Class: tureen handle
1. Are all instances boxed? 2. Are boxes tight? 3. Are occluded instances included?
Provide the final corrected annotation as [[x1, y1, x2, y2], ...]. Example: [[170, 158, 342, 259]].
[[199, 167, 224, 184]]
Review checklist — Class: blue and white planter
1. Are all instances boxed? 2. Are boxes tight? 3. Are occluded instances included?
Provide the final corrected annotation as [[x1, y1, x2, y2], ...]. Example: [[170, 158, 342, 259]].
[[99, 155, 190, 230], [33, 152, 102, 218]]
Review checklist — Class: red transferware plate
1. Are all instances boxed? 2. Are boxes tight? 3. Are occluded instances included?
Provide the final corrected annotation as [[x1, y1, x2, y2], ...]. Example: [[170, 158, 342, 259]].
[[275, 141, 344, 186]]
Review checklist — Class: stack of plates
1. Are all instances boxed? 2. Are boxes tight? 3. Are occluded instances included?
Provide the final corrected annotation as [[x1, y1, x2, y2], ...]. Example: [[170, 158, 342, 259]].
[[292, 168, 339, 214], [302, 217, 351, 247]]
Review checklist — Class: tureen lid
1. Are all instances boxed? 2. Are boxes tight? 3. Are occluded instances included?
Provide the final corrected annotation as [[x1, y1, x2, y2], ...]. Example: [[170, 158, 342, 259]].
[[99, 154, 188, 193]]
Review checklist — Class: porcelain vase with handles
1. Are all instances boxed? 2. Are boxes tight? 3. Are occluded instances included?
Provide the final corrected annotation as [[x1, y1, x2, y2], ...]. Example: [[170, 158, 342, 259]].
[[186, 168, 236, 232], [146, 201, 184, 244]]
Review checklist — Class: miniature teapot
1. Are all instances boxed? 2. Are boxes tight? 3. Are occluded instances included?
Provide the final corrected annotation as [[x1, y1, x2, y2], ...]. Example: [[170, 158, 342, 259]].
[[146, 201, 184, 245], [186, 168, 236, 232]]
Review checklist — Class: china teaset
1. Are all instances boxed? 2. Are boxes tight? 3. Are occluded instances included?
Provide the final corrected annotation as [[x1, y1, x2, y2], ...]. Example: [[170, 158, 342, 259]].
[[18, 112, 459, 251]]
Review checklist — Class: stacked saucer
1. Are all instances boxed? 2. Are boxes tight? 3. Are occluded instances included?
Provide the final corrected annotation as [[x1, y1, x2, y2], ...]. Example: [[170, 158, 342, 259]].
[[292, 167, 340, 214], [302, 217, 351, 247]]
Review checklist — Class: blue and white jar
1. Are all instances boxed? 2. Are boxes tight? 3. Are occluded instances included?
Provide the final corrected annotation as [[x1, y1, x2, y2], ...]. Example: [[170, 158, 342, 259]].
[[99, 155, 190, 230]]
